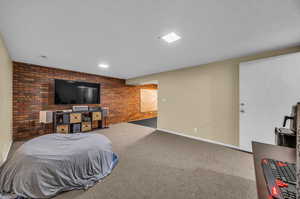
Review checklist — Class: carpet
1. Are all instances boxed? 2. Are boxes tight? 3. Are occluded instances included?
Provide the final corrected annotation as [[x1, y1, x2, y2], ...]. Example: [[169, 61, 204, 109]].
[[8, 123, 257, 199], [129, 117, 157, 128]]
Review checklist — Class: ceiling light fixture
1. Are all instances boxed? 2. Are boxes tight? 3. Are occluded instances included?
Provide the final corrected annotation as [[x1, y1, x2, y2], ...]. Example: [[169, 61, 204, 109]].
[[98, 63, 109, 69], [161, 32, 181, 43]]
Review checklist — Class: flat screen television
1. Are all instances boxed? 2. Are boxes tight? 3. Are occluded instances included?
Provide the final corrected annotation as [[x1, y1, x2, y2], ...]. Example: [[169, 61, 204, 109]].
[[54, 79, 100, 105]]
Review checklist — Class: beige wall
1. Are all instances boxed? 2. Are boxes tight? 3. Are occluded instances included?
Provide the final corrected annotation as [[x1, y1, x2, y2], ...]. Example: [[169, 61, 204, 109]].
[[0, 34, 13, 165], [127, 46, 300, 146]]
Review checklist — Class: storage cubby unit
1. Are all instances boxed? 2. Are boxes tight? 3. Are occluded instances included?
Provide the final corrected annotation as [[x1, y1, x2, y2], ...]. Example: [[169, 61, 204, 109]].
[[53, 109, 108, 134]]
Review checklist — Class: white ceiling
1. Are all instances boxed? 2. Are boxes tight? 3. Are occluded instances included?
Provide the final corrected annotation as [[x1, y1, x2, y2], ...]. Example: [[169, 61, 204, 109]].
[[0, 0, 300, 79]]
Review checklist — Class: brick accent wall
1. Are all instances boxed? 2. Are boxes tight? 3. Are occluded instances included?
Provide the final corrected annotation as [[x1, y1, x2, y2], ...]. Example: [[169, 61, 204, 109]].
[[13, 62, 157, 141]]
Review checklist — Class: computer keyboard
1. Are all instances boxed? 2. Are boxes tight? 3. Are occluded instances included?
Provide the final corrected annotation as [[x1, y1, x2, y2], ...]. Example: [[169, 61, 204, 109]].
[[261, 158, 296, 199]]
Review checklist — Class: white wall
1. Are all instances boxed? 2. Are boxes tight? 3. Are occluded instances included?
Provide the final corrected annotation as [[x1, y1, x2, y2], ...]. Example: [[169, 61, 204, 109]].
[[0, 34, 13, 165]]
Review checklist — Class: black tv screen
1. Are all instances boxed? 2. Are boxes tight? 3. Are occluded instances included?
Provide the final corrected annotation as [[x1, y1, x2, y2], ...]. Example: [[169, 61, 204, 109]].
[[54, 79, 100, 104]]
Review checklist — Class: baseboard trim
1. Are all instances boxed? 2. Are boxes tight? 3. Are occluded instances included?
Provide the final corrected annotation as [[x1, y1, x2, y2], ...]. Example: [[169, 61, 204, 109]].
[[157, 128, 250, 153]]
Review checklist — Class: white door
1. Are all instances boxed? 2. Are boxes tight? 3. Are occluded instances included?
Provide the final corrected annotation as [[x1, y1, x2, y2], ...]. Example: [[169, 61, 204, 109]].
[[239, 52, 300, 152]]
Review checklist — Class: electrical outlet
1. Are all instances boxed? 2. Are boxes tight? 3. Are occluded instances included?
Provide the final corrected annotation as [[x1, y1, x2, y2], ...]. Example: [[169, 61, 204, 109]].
[[194, 128, 198, 132], [162, 98, 167, 102]]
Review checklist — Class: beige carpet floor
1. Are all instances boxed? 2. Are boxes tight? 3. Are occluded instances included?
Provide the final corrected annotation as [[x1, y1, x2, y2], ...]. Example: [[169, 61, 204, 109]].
[[9, 123, 257, 199]]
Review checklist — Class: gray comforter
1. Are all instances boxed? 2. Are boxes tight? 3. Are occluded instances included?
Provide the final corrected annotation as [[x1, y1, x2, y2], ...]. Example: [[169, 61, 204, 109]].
[[0, 133, 118, 198]]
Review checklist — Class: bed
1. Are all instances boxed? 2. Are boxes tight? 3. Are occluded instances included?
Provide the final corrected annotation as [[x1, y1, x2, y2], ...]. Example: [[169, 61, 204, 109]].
[[0, 133, 118, 198]]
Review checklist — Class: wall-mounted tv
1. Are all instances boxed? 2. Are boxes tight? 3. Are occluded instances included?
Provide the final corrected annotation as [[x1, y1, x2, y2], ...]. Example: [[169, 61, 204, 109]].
[[54, 79, 100, 105]]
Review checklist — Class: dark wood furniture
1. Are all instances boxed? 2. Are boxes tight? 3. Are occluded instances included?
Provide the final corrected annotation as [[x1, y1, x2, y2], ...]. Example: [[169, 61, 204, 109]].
[[252, 141, 296, 199], [53, 109, 109, 133]]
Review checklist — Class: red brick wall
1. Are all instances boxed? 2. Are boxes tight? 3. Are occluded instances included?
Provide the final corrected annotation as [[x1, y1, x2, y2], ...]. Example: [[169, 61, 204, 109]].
[[13, 62, 157, 141]]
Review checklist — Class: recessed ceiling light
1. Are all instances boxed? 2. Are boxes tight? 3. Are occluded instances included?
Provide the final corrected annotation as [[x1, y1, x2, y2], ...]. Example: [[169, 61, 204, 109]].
[[161, 32, 181, 43], [98, 63, 109, 68]]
